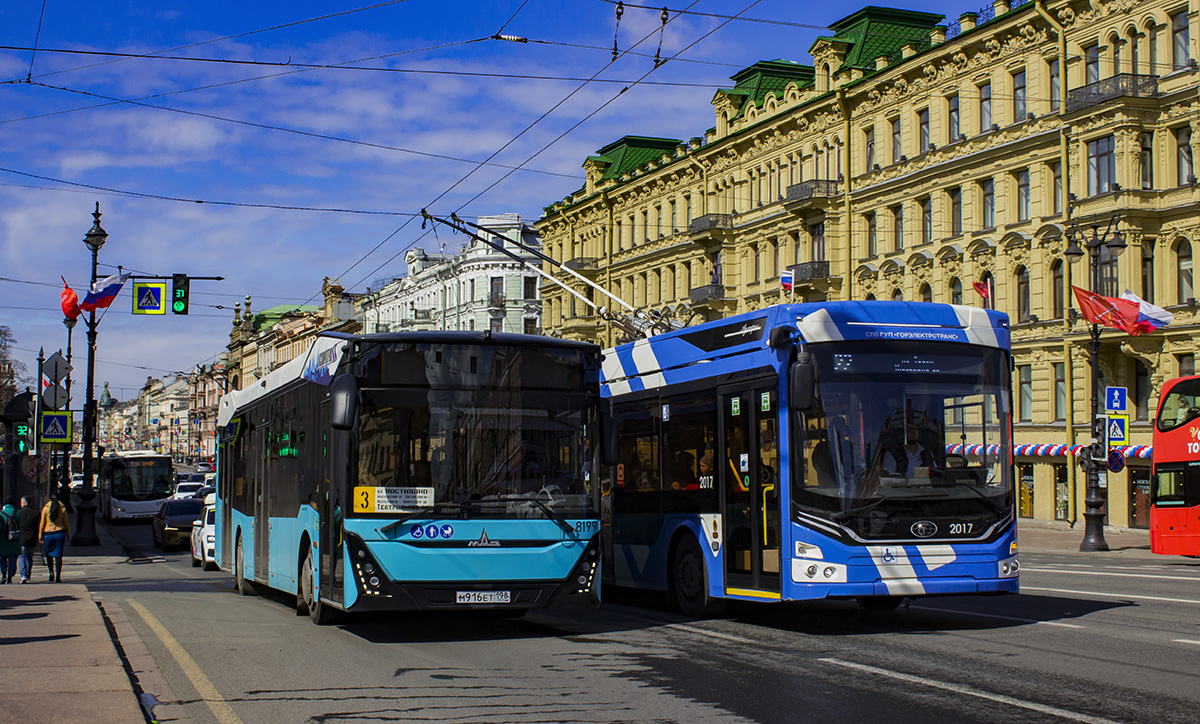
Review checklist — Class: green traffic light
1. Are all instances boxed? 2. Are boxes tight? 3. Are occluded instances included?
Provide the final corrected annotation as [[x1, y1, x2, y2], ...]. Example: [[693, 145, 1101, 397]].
[[173, 301, 186, 312]]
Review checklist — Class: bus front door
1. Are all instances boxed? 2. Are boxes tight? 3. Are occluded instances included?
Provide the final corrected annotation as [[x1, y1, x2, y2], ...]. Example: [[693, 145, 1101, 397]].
[[721, 388, 782, 598]]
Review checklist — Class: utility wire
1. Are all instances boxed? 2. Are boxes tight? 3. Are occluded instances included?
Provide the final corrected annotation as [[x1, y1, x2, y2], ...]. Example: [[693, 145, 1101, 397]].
[[599, 0, 828, 30], [27, 0, 48, 81]]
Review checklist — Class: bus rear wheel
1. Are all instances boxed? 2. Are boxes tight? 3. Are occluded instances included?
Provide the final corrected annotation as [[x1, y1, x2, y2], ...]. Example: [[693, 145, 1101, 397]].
[[300, 550, 335, 625], [672, 536, 724, 619], [235, 537, 255, 596]]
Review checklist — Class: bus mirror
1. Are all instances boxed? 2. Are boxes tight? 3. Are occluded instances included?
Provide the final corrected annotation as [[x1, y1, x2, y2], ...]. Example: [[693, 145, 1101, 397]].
[[768, 325, 796, 350], [789, 353, 815, 411], [330, 374, 358, 431], [601, 410, 619, 467]]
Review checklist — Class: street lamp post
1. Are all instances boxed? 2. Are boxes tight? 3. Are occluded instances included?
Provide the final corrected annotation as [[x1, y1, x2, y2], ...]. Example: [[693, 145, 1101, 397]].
[[63, 316, 77, 493], [1063, 215, 1125, 553], [73, 203, 107, 546]]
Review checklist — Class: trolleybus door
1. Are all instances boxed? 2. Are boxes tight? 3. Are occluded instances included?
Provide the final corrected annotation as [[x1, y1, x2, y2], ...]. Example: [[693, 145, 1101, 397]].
[[253, 421, 269, 578], [721, 387, 782, 597]]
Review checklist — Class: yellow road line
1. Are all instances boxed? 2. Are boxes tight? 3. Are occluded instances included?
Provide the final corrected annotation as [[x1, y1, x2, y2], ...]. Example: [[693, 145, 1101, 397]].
[[128, 599, 245, 724]]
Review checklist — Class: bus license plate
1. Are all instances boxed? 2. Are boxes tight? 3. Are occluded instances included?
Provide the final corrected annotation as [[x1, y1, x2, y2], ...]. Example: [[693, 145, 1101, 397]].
[[456, 591, 510, 604]]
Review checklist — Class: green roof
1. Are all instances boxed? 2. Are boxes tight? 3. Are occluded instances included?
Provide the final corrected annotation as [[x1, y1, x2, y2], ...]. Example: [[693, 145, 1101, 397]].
[[720, 60, 814, 120], [590, 136, 682, 180], [251, 304, 320, 330], [814, 6, 943, 72]]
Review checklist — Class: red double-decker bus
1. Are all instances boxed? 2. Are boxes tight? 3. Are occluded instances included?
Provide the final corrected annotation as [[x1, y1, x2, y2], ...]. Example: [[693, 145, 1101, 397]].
[[1152, 375, 1200, 556]]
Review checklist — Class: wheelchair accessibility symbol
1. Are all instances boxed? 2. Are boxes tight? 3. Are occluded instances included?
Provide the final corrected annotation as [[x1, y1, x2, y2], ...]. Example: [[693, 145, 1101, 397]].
[[882, 549, 896, 563]]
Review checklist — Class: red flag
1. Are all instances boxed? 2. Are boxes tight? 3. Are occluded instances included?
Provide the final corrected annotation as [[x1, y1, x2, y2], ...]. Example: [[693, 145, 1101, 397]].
[[972, 280, 990, 299], [1071, 285, 1142, 334], [61, 276, 81, 320]]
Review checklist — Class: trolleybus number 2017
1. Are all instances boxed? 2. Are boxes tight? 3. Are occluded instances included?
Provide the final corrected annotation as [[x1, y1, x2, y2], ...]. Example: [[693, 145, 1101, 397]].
[[948, 522, 974, 535]]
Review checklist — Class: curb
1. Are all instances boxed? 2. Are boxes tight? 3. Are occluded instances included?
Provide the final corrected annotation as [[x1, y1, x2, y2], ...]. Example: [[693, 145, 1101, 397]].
[[95, 597, 193, 724]]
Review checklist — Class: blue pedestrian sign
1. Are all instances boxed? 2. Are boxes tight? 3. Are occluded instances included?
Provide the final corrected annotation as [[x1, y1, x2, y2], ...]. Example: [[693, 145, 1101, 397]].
[[1106, 414, 1129, 447], [1105, 386, 1127, 413], [133, 282, 167, 315], [39, 411, 72, 444]]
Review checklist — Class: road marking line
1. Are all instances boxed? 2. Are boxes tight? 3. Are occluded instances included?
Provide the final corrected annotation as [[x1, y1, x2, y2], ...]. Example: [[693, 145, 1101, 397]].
[[1172, 639, 1200, 646], [912, 605, 1084, 629], [819, 658, 1124, 724], [668, 624, 760, 645], [128, 599, 244, 724], [1022, 566, 1200, 582], [1023, 586, 1200, 605]]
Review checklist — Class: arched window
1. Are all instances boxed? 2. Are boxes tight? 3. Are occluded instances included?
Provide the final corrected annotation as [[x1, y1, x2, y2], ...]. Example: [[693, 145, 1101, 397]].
[[949, 277, 963, 305], [1177, 238, 1194, 304], [865, 293, 876, 301], [1098, 244, 1118, 296], [1050, 259, 1065, 318], [919, 283, 932, 303], [892, 288, 904, 301], [1015, 266, 1031, 321]]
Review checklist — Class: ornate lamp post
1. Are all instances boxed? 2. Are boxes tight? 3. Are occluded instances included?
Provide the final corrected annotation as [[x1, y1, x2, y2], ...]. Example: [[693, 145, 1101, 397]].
[[73, 203, 107, 546], [62, 316, 77, 492], [1063, 215, 1125, 552]]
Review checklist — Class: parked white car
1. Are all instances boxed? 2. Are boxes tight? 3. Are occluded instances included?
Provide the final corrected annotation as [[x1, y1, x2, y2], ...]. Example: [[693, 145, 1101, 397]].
[[191, 494, 217, 571]]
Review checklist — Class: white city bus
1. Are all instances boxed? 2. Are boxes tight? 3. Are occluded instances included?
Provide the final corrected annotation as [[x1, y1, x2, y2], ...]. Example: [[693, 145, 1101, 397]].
[[99, 450, 174, 521]]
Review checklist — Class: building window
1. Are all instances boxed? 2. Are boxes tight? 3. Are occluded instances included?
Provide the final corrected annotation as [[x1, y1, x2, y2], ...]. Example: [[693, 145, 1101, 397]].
[[981, 178, 995, 228], [1142, 243, 1156, 305], [891, 117, 901, 162], [751, 243, 760, 282], [490, 317, 503, 334], [1129, 28, 1141, 74], [1174, 10, 1190, 69], [811, 222, 826, 262], [1141, 132, 1154, 189], [892, 204, 904, 251], [950, 277, 963, 305], [919, 196, 932, 244], [1051, 259, 1065, 318], [1176, 126, 1193, 185], [978, 82, 992, 132], [1098, 244, 1119, 297], [641, 210, 649, 244], [892, 289, 904, 301], [864, 127, 875, 170], [524, 276, 538, 300], [1016, 266, 1031, 321], [1048, 58, 1060, 112], [1012, 69, 1026, 121], [866, 213, 877, 256], [1053, 362, 1067, 421], [1177, 239, 1194, 303], [919, 283, 932, 303], [948, 94, 960, 141], [949, 186, 962, 235], [669, 199, 677, 232], [1087, 135, 1115, 196], [1134, 361, 1151, 420], [918, 108, 930, 153], [1017, 168, 1030, 221], [469, 279, 476, 301], [684, 195, 692, 225], [523, 318, 538, 335], [1179, 353, 1196, 376], [614, 220, 622, 251], [1112, 34, 1123, 77], [1051, 160, 1063, 214], [1018, 365, 1033, 422], [1085, 45, 1100, 84]]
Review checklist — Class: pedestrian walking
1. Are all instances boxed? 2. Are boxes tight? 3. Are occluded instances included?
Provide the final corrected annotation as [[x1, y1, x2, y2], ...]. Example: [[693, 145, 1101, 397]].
[[39, 495, 71, 582], [17, 496, 39, 583], [0, 499, 20, 583]]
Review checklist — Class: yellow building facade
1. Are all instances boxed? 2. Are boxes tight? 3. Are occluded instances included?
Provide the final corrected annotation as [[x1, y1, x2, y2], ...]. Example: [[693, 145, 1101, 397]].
[[538, 0, 1200, 528]]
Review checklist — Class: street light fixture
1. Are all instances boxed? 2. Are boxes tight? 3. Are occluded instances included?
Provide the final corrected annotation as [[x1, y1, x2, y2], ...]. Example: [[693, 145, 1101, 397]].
[[1063, 215, 1124, 552], [74, 203, 107, 546]]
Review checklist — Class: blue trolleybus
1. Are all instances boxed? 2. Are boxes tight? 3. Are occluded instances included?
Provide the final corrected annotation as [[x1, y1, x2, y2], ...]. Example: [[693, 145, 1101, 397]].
[[215, 331, 603, 623], [601, 301, 1018, 616]]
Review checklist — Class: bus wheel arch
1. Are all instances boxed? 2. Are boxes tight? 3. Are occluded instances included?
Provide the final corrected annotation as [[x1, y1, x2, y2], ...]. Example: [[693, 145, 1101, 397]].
[[234, 529, 255, 596], [669, 529, 724, 618], [300, 545, 335, 625], [295, 534, 312, 616]]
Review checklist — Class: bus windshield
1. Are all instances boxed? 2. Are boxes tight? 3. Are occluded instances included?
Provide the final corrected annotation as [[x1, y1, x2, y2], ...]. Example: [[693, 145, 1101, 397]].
[[794, 341, 1012, 539], [355, 342, 597, 519], [107, 457, 174, 501]]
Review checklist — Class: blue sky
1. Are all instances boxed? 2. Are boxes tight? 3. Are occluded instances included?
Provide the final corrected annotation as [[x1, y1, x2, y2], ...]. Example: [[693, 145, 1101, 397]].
[[0, 0, 968, 402]]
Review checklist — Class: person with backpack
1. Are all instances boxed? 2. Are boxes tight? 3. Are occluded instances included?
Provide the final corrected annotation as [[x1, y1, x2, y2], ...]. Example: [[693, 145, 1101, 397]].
[[39, 494, 71, 582], [0, 499, 20, 583], [17, 496, 39, 584]]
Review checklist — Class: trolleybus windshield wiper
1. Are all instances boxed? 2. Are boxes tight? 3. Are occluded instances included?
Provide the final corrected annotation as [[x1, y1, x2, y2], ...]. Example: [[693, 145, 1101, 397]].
[[493, 494, 574, 534], [380, 502, 467, 535]]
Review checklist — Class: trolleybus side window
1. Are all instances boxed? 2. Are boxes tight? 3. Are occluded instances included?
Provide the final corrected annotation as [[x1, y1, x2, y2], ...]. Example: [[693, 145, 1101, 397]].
[[661, 395, 719, 514]]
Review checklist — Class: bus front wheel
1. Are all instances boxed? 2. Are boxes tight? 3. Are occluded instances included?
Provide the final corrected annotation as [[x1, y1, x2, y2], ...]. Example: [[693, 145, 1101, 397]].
[[672, 536, 725, 619], [235, 538, 255, 596], [300, 550, 335, 625]]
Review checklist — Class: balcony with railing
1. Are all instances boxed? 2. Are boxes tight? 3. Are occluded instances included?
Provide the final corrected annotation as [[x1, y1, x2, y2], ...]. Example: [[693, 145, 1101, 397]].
[[487, 292, 506, 309], [785, 260, 839, 299], [687, 214, 734, 249], [1066, 74, 1158, 113], [689, 284, 726, 305], [783, 180, 839, 213], [563, 257, 600, 277], [412, 308, 432, 320]]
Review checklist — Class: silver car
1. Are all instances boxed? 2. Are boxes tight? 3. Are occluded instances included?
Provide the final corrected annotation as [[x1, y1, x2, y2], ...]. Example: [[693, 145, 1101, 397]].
[[191, 499, 217, 571]]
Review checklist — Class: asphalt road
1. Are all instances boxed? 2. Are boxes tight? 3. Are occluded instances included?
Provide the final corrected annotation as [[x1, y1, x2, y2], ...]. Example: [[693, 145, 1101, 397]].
[[88, 520, 1200, 724]]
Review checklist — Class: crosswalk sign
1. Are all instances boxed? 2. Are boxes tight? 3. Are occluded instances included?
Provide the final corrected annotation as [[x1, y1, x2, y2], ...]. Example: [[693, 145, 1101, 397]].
[[133, 282, 167, 315], [40, 411, 72, 444], [1106, 414, 1129, 447]]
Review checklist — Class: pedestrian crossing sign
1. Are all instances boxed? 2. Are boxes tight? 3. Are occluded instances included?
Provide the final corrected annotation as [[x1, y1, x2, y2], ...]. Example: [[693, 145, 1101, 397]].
[[40, 411, 72, 444], [1106, 414, 1129, 447], [133, 282, 167, 315]]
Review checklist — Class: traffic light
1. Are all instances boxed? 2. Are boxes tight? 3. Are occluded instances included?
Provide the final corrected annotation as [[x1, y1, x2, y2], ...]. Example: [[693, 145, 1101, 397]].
[[13, 422, 30, 454], [172, 273, 190, 315]]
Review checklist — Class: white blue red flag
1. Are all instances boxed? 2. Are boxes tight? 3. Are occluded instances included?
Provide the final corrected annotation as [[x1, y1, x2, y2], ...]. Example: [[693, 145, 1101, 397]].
[[80, 272, 131, 312], [1121, 290, 1173, 333], [781, 270, 794, 292]]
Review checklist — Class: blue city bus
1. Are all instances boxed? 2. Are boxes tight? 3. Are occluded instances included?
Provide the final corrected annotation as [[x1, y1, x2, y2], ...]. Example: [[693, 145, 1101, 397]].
[[601, 301, 1018, 616], [215, 331, 603, 623]]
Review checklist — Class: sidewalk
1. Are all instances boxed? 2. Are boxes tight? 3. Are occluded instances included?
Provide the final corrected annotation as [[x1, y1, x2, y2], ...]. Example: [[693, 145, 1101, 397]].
[[0, 516, 145, 724], [1016, 519, 1154, 559]]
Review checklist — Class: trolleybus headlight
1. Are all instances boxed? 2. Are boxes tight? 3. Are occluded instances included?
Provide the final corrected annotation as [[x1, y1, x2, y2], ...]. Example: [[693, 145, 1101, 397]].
[[806, 564, 818, 578], [356, 549, 366, 559], [823, 567, 835, 578], [363, 563, 374, 574], [577, 574, 588, 585], [369, 576, 380, 587]]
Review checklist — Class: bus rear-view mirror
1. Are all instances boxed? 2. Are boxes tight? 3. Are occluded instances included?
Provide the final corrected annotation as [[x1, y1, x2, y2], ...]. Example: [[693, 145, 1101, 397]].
[[330, 373, 359, 430], [789, 353, 815, 411]]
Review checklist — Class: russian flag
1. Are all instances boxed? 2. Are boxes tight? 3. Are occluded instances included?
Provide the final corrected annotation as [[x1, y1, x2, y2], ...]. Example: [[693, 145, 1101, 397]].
[[80, 272, 131, 312], [1121, 290, 1173, 333], [781, 270, 794, 291]]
